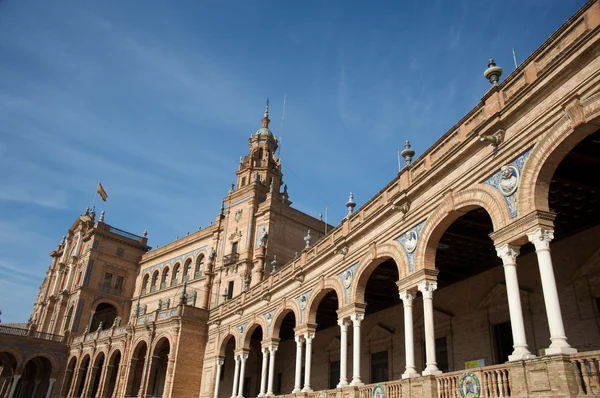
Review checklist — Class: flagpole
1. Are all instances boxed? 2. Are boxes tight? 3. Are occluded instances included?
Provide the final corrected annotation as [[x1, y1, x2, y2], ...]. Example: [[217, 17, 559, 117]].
[[91, 180, 99, 209]]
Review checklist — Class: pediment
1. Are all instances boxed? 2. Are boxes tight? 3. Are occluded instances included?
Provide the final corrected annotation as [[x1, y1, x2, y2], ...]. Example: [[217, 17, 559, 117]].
[[477, 283, 529, 310], [365, 324, 394, 342]]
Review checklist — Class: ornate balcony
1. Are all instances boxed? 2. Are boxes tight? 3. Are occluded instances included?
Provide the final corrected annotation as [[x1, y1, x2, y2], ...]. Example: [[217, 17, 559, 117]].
[[223, 253, 239, 266]]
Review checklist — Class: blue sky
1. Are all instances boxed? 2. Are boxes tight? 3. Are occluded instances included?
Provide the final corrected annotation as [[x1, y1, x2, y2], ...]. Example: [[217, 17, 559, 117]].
[[0, 0, 584, 323]]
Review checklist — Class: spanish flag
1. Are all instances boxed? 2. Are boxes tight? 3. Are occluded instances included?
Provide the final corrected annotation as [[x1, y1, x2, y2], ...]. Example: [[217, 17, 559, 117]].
[[97, 182, 108, 202]]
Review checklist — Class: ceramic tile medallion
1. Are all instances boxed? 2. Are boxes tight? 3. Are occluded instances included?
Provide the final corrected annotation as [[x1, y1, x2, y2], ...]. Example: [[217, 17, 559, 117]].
[[296, 291, 311, 323], [337, 263, 358, 303], [372, 384, 385, 398], [459, 372, 481, 398], [395, 221, 425, 272], [483, 149, 531, 218]]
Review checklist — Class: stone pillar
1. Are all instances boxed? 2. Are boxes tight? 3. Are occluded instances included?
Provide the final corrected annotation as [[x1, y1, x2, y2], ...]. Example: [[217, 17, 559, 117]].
[[258, 348, 269, 397], [137, 355, 151, 398], [302, 332, 314, 392], [337, 319, 350, 388], [7, 374, 21, 398], [350, 313, 364, 386], [496, 244, 536, 361], [528, 229, 577, 355], [162, 354, 176, 398], [419, 281, 441, 375], [214, 357, 225, 398], [0, 377, 8, 396], [237, 353, 248, 398], [31, 379, 42, 398], [144, 355, 160, 396], [83, 366, 100, 398], [399, 290, 419, 378], [45, 378, 56, 398], [266, 346, 278, 396], [231, 355, 241, 398], [293, 336, 303, 393]]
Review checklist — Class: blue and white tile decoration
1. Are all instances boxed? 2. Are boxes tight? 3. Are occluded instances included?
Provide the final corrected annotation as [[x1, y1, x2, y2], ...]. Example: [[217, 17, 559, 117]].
[[395, 221, 425, 272], [237, 323, 246, 340], [484, 149, 531, 219], [337, 263, 358, 303], [296, 291, 311, 323], [263, 309, 275, 337]]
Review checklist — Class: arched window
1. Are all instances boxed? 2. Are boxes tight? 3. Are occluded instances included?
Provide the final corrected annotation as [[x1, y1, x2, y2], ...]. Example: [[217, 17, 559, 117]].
[[195, 256, 205, 279], [171, 263, 180, 286], [161, 268, 169, 289], [151, 271, 159, 292], [183, 259, 192, 281], [142, 274, 149, 294], [258, 148, 264, 159]]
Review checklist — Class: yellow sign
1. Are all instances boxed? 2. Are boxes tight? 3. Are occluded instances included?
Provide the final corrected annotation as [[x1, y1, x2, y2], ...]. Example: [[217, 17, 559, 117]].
[[464, 359, 485, 369]]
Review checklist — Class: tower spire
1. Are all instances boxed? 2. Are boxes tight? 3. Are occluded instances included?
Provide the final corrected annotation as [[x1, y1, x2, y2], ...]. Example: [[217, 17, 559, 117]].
[[262, 99, 270, 128]]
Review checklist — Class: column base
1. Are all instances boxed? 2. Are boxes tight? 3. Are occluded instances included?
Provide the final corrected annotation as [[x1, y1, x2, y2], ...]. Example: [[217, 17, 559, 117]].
[[336, 380, 348, 388], [237, 395, 244, 398], [545, 346, 577, 355], [258, 394, 266, 397], [422, 368, 442, 376], [301, 387, 313, 392], [401, 369, 420, 379], [349, 379, 364, 386], [292, 388, 302, 394], [508, 350, 537, 362]]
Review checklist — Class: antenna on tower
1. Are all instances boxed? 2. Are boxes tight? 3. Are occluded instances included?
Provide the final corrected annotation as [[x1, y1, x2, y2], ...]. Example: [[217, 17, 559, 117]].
[[278, 93, 287, 159]]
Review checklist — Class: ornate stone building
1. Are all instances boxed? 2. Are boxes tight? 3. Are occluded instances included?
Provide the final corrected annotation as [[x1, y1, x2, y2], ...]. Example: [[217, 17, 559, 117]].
[[2, 1, 600, 397]]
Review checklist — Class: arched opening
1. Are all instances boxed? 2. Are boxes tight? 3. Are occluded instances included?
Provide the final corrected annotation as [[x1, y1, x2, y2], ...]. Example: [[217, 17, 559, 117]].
[[90, 303, 117, 331], [183, 259, 192, 282], [311, 290, 341, 391], [195, 255, 205, 279], [151, 270, 159, 292], [0, 352, 18, 397], [266, 311, 297, 395], [13, 356, 53, 398], [142, 274, 150, 293], [89, 352, 105, 398], [161, 267, 170, 289], [219, 336, 236, 398], [75, 355, 90, 398], [241, 325, 263, 398], [104, 351, 121, 398], [127, 342, 147, 397], [149, 338, 171, 397], [62, 357, 77, 398], [171, 263, 181, 286]]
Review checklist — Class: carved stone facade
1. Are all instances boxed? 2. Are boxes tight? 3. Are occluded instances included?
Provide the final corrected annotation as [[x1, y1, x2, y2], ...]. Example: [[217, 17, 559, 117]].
[[2, 2, 600, 398]]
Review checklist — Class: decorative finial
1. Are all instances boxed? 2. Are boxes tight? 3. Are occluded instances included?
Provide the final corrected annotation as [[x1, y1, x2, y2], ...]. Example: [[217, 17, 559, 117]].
[[90, 206, 96, 220], [271, 256, 278, 273], [282, 184, 288, 199], [261, 230, 268, 245], [304, 230, 312, 249], [220, 200, 225, 216], [484, 59, 503, 85], [84, 207, 89, 216], [97, 321, 103, 331], [112, 317, 118, 327], [229, 183, 235, 193], [262, 99, 270, 128], [401, 141, 415, 166], [346, 192, 356, 215], [319, 213, 323, 222], [60, 236, 66, 246], [209, 248, 216, 262], [99, 210, 105, 222], [143, 229, 148, 237]]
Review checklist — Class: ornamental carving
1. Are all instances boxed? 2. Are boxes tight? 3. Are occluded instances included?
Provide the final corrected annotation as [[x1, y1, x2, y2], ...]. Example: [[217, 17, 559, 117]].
[[498, 165, 519, 197]]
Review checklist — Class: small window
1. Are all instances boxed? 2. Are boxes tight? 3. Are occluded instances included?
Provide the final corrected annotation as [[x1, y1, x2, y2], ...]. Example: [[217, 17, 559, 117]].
[[231, 242, 238, 255], [241, 177, 246, 187], [142, 274, 149, 291], [115, 276, 124, 292], [103, 273, 113, 287], [227, 281, 234, 300], [371, 351, 388, 383], [195, 256, 205, 278], [183, 259, 192, 281], [258, 148, 264, 159], [92, 240, 99, 249]]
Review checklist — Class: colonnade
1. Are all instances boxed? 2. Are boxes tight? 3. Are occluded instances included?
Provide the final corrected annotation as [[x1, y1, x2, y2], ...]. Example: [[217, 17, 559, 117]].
[[0, 374, 56, 398], [213, 227, 576, 397]]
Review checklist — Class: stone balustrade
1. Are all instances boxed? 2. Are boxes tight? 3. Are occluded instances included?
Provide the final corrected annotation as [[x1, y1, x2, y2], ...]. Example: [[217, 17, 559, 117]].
[[571, 350, 600, 396]]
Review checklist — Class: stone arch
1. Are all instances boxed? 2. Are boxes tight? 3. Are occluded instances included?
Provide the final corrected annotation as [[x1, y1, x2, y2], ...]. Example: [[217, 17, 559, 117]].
[[20, 352, 59, 377], [61, 355, 78, 397], [271, 300, 301, 338], [152, 334, 173, 353], [351, 241, 410, 305], [92, 350, 107, 366], [517, 118, 599, 215], [90, 300, 120, 330], [183, 257, 193, 280], [161, 265, 171, 286], [415, 185, 509, 271], [217, 333, 237, 356], [240, 320, 267, 350], [305, 277, 344, 324], [142, 272, 150, 292], [0, 347, 24, 372]]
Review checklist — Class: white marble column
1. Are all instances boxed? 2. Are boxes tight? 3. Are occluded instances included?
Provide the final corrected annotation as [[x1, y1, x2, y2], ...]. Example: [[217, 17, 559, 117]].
[[496, 244, 536, 361], [419, 281, 441, 375], [237, 353, 248, 398], [230, 355, 241, 398], [214, 358, 224, 398], [350, 313, 364, 386], [258, 348, 269, 397], [7, 374, 21, 398], [293, 336, 303, 393], [302, 332, 314, 392], [399, 290, 419, 378], [266, 345, 278, 396], [337, 319, 350, 388], [45, 378, 56, 398], [527, 228, 576, 355]]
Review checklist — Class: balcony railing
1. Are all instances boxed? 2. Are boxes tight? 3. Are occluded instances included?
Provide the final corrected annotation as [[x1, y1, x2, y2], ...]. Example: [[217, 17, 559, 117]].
[[571, 350, 600, 396], [223, 253, 239, 266], [0, 325, 66, 343]]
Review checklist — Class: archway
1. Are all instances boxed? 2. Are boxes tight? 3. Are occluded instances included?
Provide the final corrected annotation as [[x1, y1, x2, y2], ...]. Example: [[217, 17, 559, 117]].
[[310, 289, 341, 391], [0, 352, 19, 397], [127, 341, 148, 397], [103, 351, 121, 398], [62, 357, 77, 398], [89, 352, 105, 398], [90, 303, 117, 331], [74, 355, 90, 398], [13, 356, 53, 398], [218, 336, 236, 398], [241, 325, 263, 398], [149, 338, 171, 397]]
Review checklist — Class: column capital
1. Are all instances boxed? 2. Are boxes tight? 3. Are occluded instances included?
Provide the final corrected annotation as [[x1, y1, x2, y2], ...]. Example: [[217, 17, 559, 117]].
[[303, 331, 315, 341], [268, 345, 278, 354], [527, 228, 554, 251], [350, 312, 364, 324], [337, 318, 351, 328], [294, 334, 305, 344], [417, 281, 437, 298], [217, 357, 225, 366], [261, 346, 269, 355], [399, 290, 416, 305], [496, 244, 520, 264]]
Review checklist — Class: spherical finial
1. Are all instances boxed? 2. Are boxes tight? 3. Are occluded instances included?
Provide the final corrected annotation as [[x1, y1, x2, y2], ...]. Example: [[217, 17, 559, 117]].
[[271, 255, 278, 273], [401, 140, 415, 166], [346, 192, 356, 215], [484, 59, 503, 85], [304, 230, 312, 248], [99, 210, 105, 222]]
